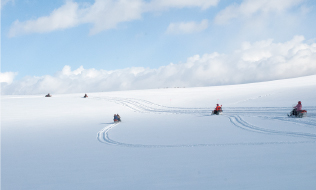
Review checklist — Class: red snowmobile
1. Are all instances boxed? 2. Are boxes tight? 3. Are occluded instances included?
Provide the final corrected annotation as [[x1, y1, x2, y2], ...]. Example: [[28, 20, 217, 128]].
[[288, 109, 307, 118], [288, 101, 307, 118], [212, 104, 223, 115]]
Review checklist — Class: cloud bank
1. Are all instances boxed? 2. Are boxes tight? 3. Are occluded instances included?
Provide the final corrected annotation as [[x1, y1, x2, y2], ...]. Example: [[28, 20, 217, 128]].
[[0, 72, 18, 85], [166, 19, 208, 34], [2, 36, 316, 95], [8, 0, 218, 37], [214, 0, 304, 24]]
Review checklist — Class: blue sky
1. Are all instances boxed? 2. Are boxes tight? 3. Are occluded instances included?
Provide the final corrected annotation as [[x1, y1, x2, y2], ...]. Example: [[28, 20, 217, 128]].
[[1, 0, 316, 94]]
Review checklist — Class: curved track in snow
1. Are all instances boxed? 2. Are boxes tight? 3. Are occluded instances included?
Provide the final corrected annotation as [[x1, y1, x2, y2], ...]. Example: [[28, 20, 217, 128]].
[[93, 96, 212, 115], [96, 122, 315, 148], [228, 115, 316, 139], [95, 97, 316, 147]]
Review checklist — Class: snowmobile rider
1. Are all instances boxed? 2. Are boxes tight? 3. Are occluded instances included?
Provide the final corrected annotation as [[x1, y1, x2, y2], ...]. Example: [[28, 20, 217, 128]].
[[292, 101, 302, 116], [216, 104, 222, 111], [114, 114, 118, 122], [214, 104, 222, 114], [117, 114, 121, 122]]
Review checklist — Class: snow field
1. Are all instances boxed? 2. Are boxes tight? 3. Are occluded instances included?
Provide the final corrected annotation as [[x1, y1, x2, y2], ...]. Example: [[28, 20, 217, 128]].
[[2, 75, 316, 189]]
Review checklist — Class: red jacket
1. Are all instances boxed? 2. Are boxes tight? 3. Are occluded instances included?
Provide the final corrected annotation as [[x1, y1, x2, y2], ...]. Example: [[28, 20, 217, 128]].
[[294, 103, 302, 111]]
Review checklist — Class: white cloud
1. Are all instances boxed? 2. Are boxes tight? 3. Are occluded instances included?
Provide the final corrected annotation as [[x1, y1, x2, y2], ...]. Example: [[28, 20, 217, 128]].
[[2, 36, 316, 95], [166, 19, 208, 34], [0, 72, 18, 84], [146, 0, 219, 11], [214, 0, 304, 24], [1, 0, 15, 9], [8, 0, 218, 37], [82, 0, 144, 35], [9, 1, 80, 37]]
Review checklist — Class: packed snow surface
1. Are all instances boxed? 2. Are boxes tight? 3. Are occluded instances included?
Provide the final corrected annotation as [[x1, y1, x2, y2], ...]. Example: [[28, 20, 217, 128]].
[[2, 75, 316, 190]]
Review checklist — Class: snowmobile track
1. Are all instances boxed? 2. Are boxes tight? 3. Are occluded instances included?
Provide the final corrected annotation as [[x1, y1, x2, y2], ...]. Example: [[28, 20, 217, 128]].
[[93, 96, 212, 115], [96, 97, 316, 147], [96, 122, 315, 148], [228, 115, 316, 139]]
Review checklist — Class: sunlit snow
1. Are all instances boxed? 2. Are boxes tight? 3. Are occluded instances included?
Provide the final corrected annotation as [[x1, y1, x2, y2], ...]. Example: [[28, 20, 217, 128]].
[[2, 75, 316, 189]]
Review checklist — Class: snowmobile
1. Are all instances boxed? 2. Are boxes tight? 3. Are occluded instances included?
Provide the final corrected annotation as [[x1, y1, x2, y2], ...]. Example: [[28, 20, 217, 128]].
[[288, 109, 307, 118], [45, 93, 52, 97], [83, 94, 88, 98], [212, 109, 223, 115], [113, 114, 121, 123], [113, 118, 121, 123], [212, 105, 223, 115]]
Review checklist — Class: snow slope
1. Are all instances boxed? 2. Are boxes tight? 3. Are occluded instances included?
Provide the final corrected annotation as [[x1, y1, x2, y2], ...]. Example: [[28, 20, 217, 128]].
[[2, 75, 316, 190]]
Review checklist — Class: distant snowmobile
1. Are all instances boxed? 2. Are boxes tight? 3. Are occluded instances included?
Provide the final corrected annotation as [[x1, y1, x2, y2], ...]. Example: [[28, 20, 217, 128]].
[[288, 110, 307, 118], [288, 109, 307, 118], [45, 93, 52, 97], [83, 94, 88, 98], [288, 101, 307, 118], [212, 104, 223, 115], [113, 114, 121, 123]]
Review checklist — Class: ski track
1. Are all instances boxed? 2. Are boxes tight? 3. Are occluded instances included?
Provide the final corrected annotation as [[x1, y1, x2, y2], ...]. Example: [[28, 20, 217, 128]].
[[95, 96, 316, 148]]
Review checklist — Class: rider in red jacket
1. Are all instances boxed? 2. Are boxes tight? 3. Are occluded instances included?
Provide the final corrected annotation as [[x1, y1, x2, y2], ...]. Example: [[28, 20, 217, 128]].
[[291, 101, 302, 116], [213, 104, 222, 114], [294, 101, 302, 111]]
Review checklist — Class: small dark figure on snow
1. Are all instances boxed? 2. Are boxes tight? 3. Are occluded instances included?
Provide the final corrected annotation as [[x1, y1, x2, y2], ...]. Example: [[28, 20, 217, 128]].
[[45, 93, 52, 97], [114, 114, 119, 123], [117, 114, 121, 122], [84, 94, 88, 98]]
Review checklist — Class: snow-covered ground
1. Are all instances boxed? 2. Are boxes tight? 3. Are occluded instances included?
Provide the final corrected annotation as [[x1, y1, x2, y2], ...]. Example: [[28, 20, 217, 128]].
[[2, 75, 316, 190]]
